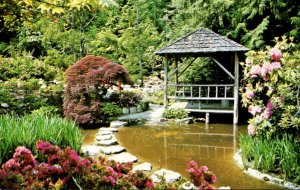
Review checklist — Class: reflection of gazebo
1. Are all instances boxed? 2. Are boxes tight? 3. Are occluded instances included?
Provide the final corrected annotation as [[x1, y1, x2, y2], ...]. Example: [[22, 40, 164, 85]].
[[155, 28, 248, 124]]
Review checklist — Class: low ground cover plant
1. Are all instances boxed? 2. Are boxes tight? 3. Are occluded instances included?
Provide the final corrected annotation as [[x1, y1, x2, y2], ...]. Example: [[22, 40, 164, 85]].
[[0, 113, 83, 164], [0, 142, 216, 189], [163, 108, 189, 119]]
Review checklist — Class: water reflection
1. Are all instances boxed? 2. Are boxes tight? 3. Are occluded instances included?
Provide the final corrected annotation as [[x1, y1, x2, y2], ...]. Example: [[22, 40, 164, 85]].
[[113, 123, 282, 189]]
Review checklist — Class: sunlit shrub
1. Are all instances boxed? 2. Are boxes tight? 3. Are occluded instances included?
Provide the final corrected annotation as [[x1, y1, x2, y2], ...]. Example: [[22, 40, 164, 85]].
[[118, 91, 142, 108], [163, 108, 189, 119]]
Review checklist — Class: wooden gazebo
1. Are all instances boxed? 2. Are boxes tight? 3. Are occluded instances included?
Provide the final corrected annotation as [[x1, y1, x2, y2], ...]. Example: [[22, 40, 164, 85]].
[[155, 28, 248, 124]]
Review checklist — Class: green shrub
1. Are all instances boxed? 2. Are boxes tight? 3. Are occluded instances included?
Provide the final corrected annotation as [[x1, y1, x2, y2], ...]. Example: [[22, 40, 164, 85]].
[[101, 103, 122, 118], [137, 101, 150, 111], [0, 113, 83, 164], [163, 108, 189, 119], [145, 90, 164, 105], [240, 134, 300, 184]]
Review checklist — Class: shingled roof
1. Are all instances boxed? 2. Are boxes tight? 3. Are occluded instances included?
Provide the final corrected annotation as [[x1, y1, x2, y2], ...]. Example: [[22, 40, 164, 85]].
[[156, 28, 248, 55]]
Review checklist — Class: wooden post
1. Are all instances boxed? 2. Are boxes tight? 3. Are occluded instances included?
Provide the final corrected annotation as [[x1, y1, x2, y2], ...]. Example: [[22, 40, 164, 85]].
[[175, 56, 178, 86], [117, 79, 121, 92], [233, 52, 239, 124], [164, 55, 169, 109], [205, 113, 210, 124]]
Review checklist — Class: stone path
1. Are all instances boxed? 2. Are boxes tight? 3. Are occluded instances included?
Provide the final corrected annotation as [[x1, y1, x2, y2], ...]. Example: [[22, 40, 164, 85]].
[[117, 104, 164, 124]]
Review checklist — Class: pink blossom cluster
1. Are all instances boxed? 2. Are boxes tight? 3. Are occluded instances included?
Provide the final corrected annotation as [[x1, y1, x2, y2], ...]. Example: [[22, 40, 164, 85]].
[[269, 48, 282, 61], [248, 105, 262, 115], [247, 124, 255, 136], [262, 102, 274, 119], [0, 141, 158, 189], [186, 160, 217, 190]]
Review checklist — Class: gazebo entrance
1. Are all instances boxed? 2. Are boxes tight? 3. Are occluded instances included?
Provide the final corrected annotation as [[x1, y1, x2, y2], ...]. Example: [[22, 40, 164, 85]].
[[155, 28, 248, 124]]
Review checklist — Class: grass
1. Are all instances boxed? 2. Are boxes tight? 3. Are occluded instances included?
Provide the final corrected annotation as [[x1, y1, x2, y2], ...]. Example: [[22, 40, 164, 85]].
[[0, 113, 83, 164], [240, 134, 300, 184]]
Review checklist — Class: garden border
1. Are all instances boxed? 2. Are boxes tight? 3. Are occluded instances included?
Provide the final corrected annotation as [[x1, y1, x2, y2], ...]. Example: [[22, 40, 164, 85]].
[[234, 150, 300, 189]]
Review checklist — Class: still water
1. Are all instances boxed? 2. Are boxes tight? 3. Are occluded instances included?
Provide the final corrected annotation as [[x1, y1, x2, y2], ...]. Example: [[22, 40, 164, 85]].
[[83, 123, 282, 189]]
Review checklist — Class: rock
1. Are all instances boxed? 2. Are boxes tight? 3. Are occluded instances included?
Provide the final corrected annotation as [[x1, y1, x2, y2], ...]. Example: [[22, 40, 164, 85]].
[[284, 182, 300, 189], [1, 103, 9, 108], [96, 134, 113, 141], [110, 121, 127, 128], [132, 162, 152, 172], [96, 131, 113, 136], [219, 186, 231, 190], [100, 145, 125, 155], [97, 139, 118, 146], [136, 105, 142, 113], [160, 118, 168, 122], [81, 145, 101, 156], [123, 108, 130, 114], [151, 169, 181, 183], [108, 152, 138, 163], [176, 117, 194, 125], [129, 107, 137, 114], [180, 182, 197, 190], [99, 128, 118, 132], [194, 118, 205, 122], [233, 151, 244, 168]]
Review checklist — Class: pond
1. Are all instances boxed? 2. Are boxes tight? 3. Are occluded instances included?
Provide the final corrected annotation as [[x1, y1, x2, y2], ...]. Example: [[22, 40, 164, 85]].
[[83, 123, 282, 189]]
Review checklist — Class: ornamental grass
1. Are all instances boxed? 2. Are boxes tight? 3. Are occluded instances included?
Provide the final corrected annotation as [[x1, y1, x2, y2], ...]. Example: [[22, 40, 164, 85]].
[[0, 113, 83, 164]]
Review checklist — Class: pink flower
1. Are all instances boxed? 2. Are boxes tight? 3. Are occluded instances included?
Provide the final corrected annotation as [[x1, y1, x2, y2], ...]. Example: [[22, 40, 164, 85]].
[[247, 124, 255, 136], [262, 102, 274, 119], [261, 62, 272, 80], [187, 160, 198, 169], [269, 48, 282, 61], [270, 61, 281, 70], [211, 175, 217, 183], [199, 166, 208, 172], [250, 65, 262, 78], [245, 90, 254, 99], [248, 105, 262, 115]]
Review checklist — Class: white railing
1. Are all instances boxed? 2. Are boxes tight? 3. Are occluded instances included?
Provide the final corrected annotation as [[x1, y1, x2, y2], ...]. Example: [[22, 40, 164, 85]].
[[168, 84, 234, 100]]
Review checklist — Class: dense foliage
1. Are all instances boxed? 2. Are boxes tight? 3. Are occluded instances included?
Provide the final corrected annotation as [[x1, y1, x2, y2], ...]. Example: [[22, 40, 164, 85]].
[[63, 55, 132, 124], [0, 142, 216, 189], [240, 38, 300, 138], [0, 113, 83, 164]]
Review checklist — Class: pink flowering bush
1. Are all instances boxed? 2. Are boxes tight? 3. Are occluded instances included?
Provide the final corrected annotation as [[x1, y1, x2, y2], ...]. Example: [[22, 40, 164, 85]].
[[0, 142, 217, 189], [186, 160, 217, 190], [241, 37, 300, 138]]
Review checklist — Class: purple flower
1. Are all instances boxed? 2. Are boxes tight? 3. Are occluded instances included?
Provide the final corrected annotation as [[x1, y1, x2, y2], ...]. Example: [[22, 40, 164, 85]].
[[245, 90, 254, 99], [248, 105, 262, 115], [250, 65, 262, 78], [247, 124, 255, 136], [269, 48, 282, 61]]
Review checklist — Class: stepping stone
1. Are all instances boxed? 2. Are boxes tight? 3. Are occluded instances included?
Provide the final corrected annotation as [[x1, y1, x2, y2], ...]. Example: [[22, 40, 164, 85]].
[[108, 152, 138, 163], [81, 145, 101, 156], [100, 145, 125, 155], [99, 128, 118, 132], [151, 169, 181, 184], [132, 162, 152, 172], [96, 134, 113, 141], [97, 138, 118, 146], [96, 131, 113, 136], [110, 121, 127, 128]]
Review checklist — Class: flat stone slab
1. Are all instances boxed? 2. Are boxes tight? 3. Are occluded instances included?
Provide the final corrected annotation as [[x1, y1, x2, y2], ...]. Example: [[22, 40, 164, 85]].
[[97, 138, 118, 146], [100, 145, 125, 155], [81, 145, 101, 156], [99, 127, 118, 132], [97, 131, 113, 136], [132, 162, 152, 172], [110, 121, 127, 128], [108, 152, 138, 163], [151, 169, 181, 184], [96, 134, 113, 141], [176, 117, 194, 125]]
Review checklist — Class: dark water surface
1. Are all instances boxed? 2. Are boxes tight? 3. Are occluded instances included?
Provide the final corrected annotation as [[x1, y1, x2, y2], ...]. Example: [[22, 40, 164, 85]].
[[83, 123, 282, 189]]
